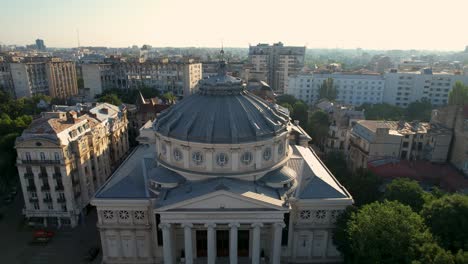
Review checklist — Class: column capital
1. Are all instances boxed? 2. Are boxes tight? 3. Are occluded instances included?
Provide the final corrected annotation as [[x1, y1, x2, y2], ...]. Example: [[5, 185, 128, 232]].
[[273, 222, 286, 229], [251, 222, 263, 228], [159, 223, 171, 230], [181, 223, 193, 228], [205, 223, 217, 228], [228, 222, 240, 228]]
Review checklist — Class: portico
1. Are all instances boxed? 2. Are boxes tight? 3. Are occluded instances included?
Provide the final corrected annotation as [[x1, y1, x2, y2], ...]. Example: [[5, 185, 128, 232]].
[[159, 220, 285, 264]]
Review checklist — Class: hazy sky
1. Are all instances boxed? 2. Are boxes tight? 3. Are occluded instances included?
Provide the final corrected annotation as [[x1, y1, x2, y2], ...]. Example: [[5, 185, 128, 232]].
[[1, 0, 467, 50]]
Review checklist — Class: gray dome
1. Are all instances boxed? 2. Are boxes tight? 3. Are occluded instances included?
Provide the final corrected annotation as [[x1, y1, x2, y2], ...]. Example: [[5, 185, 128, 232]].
[[260, 166, 297, 187], [154, 59, 289, 144]]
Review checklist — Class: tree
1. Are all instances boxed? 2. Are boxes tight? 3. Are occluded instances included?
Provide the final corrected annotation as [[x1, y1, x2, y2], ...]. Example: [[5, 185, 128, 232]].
[[318, 78, 338, 101], [406, 99, 432, 121], [421, 194, 468, 252], [279, 103, 293, 114], [341, 201, 434, 264], [383, 178, 428, 212], [291, 101, 309, 127], [342, 169, 382, 206], [306, 110, 329, 146], [333, 206, 358, 261], [357, 103, 405, 121], [97, 93, 123, 106], [448, 81, 468, 106], [324, 151, 348, 178], [162, 92, 177, 104], [276, 94, 298, 106]]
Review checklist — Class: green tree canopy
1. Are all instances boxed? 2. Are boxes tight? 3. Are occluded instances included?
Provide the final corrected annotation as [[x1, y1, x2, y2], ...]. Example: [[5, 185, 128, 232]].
[[280, 103, 293, 114], [306, 110, 329, 146], [324, 151, 348, 177], [339, 201, 434, 264], [383, 178, 428, 212], [97, 93, 123, 106], [291, 101, 309, 127], [405, 99, 432, 121], [357, 103, 405, 121], [276, 94, 298, 106], [342, 169, 382, 206], [421, 194, 468, 252], [318, 78, 338, 101], [162, 92, 177, 104], [448, 81, 468, 106]]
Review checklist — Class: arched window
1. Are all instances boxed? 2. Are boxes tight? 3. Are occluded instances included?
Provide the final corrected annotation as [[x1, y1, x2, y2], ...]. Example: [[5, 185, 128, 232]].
[[216, 153, 229, 167], [240, 152, 253, 165]]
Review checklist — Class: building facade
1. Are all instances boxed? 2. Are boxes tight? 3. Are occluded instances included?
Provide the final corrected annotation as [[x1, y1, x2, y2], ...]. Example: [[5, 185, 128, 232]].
[[15, 103, 129, 227], [348, 120, 452, 170], [91, 58, 353, 264], [10, 58, 78, 99], [81, 58, 202, 100], [249, 42, 305, 93], [288, 72, 385, 106], [431, 105, 468, 175]]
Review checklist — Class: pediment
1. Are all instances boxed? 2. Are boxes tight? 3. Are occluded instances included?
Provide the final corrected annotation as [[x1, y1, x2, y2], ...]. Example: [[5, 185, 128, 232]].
[[157, 190, 285, 211]]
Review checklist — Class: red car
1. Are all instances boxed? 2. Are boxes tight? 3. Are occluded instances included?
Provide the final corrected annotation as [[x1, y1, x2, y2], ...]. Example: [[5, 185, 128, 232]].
[[33, 230, 54, 239]]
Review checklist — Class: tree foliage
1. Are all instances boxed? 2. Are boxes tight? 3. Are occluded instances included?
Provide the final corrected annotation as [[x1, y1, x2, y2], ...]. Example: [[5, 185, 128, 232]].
[[318, 78, 338, 101], [342, 169, 382, 206], [276, 94, 298, 106], [405, 99, 432, 122], [357, 103, 405, 120], [421, 194, 468, 252], [448, 81, 468, 106], [291, 101, 309, 127], [306, 110, 329, 146], [95, 87, 161, 104], [97, 93, 123, 106], [383, 178, 428, 212]]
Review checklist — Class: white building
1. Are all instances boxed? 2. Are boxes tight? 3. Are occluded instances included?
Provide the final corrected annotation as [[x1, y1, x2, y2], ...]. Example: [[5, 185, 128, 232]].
[[288, 72, 385, 106], [91, 57, 353, 264]]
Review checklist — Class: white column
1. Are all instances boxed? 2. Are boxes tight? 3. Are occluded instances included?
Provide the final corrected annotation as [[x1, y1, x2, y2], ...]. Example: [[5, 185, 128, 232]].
[[182, 223, 193, 264], [160, 223, 173, 264], [272, 223, 285, 264], [229, 222, 240, 264], [251, 223, 263, 264], [206, 223, 216, 264]]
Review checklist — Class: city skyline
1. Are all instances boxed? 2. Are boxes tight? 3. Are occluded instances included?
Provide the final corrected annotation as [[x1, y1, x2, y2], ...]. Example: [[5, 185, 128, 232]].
[[1, 0, 468, 51]]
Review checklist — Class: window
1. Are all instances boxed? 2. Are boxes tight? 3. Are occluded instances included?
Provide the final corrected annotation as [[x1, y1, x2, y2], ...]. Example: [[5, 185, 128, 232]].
[[54, 152, 60, 160], [216, 153, 229, 167], [58, 192, 65, 200], [161, 143, 167, 156], [300, 210, 311, 219], [240, 152, 253, 165], [25, 152, 31, 161], [33, 203, 40, 210], [61, 204, 67, 212], [192, 151, 203, 165], [40, 152, 46, 160], [315, 210, 326, 219], [103, 210, 114, 220], [48, 204, 53, 210], [173, 148, 182, 161], [119, 210, 130, 220], [403, 142, 409, 148], [278, 142, 285, 155], [263, 147, 272, 161]]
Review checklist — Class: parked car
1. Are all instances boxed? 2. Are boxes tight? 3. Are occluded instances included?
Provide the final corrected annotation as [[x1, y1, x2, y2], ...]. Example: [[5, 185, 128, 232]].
[[29, 229, 55, 245]]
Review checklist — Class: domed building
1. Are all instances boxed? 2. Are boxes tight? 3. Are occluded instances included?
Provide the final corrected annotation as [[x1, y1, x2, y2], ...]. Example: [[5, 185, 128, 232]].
[[92, 53, 353, 264]]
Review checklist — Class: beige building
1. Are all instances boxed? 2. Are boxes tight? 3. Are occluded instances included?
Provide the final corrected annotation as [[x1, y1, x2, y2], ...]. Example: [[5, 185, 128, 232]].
[[10, 58, 78, 99], [248, 42, 305, 93], [15, 103, 129, 227], [81, 58, 202, 100], [348, 120, 452, 170], [431, 105, 468, 175]]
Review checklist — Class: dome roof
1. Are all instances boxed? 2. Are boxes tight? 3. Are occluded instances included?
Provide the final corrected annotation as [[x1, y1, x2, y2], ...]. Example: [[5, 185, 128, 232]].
[[260, 166, 297, 187], [154, 56, 289, 144]]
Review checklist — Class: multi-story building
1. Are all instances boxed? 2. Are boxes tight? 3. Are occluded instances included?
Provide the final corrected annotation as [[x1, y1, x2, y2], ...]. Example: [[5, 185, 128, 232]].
[[249, 42, 305, 93], [383, 68, 468, 107], [325, 104, 365, 153], [288, 69, 468, 107], [431, 105, 468, 175], [0, 57, 14, 95], [348, 120, 452, 170], [35, 39, 46, 51], [288, 72, 385, 106], [10, 58, 78, 99], [15, 103, 129, 227], [81, 58, 202, 100]]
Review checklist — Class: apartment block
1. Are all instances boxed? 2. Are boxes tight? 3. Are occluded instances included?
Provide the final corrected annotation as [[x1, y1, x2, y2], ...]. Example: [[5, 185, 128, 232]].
[[431, 105, 468, 175], [81, 58, 202, 100], [10, 58, 78, 99], [248, 42, 305, 93], [348, 120, 452, 170], [15, 103, 129, 227], [288, 72, 385, 105]]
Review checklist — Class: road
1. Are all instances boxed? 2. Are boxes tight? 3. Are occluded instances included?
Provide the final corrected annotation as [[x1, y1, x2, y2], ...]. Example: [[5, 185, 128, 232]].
[[0, 187, 102, 264]]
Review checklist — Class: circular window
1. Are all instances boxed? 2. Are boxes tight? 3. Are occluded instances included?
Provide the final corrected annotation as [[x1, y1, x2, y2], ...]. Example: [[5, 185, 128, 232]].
[[216, 153, 229, 167], [278, 142, 285, 155], [330, 210, 340, 221], [240, 152, 253, 165], [161, 143, 167, 156], [300, 210, 311, 220], [103, 210, 114, 220], [315, 210, 326, 219], [192, 151, 204, 165], [173, 148, 183, 161], [35, 142, 42, 146], [263, 147, 272, 161], [134, 210, 145, 220], [119, 210, 130, 220]]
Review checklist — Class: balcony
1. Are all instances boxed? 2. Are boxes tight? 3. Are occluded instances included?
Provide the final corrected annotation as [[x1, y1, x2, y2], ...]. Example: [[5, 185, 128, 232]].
[[27, 185, 36, 191], [41, 184, 50, 191], [43, 197, 52, 203], [38, 172, 48, 178], [21, 159, 61, 165], [52, 173, 62, 179], [55, 184, 64, 191], [24, 172, 34, 179]]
